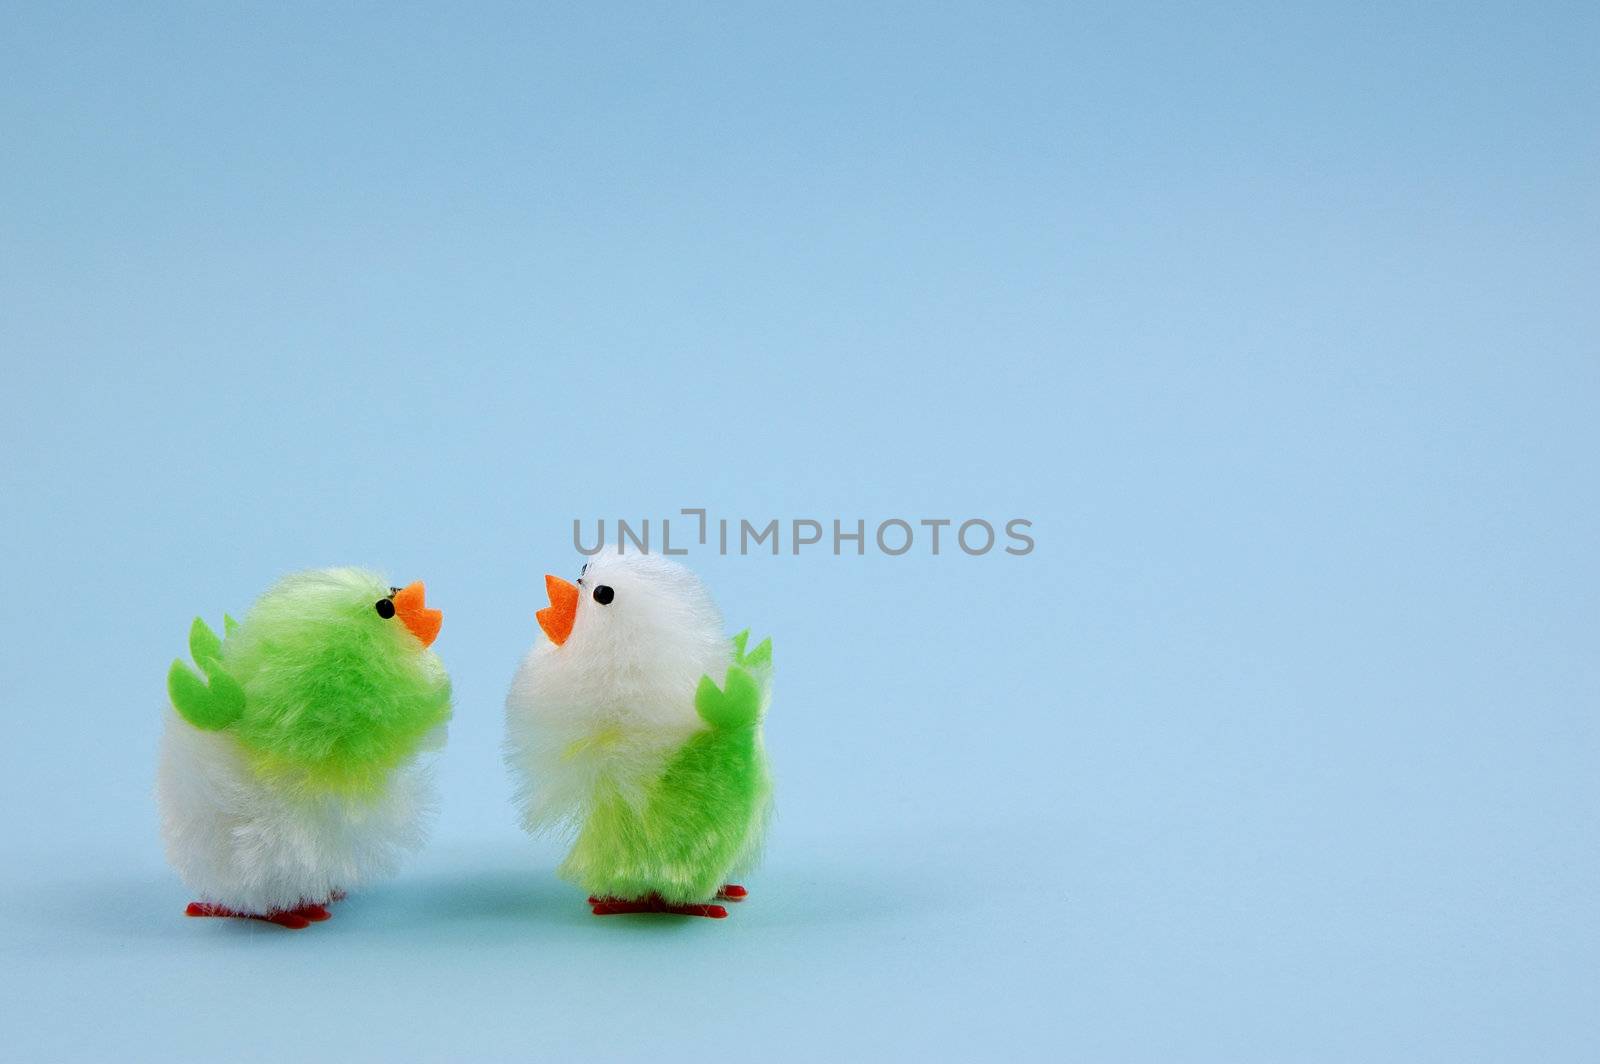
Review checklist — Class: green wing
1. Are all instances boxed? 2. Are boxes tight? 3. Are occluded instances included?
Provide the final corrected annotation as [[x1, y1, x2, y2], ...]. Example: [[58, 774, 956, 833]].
[[167, 616, 245, 730], [694, 629, 773, 730]]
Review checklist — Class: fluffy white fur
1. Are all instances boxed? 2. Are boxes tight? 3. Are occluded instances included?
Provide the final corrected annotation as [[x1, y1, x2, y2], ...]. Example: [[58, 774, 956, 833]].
[[505, 548, 731, 834], [156, 710, 442, 913]]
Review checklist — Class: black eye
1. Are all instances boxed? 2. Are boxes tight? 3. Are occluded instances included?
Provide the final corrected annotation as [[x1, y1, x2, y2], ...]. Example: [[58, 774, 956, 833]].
[[592, 584, 614, 605], [375, 598, 396, 618]]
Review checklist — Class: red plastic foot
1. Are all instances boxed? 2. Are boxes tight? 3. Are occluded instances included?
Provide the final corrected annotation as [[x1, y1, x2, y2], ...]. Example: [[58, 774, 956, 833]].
[[261, 909, 313, 930], [185, 901, 317, 930], [715, 884, 748, 902], [289, 903, 332, 922], [589, 894, 728, 919]]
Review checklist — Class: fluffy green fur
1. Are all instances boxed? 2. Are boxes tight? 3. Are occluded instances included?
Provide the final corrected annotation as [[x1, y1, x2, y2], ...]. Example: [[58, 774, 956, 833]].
[[168, 569, 452, 795], [562, 632, 774, 903]]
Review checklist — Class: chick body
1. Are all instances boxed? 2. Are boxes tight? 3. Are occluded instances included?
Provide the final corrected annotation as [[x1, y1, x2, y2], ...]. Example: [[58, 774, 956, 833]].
[[506, 550, 773, 907], [157, 708, 438, 913], [157, 568, 450, 917]]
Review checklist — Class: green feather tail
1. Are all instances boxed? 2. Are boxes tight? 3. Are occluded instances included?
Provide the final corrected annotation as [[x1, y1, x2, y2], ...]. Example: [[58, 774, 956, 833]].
[[695, 631, 773, 730], [732, 628, 772, 669], [168, 616, 245, 730]]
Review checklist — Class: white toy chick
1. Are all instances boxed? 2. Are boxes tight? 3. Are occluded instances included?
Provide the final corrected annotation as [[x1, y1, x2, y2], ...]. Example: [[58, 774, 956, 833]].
[[505, 549, 773, 918]]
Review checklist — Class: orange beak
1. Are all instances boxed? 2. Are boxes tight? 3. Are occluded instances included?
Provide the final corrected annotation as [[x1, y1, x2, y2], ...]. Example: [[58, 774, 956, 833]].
[[391, 581, 443, 648], [536, 574, 579, 646]]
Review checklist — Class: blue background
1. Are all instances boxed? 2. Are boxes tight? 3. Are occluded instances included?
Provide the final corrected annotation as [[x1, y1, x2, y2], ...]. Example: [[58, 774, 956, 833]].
[[2, 3, 1595, 1060]]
